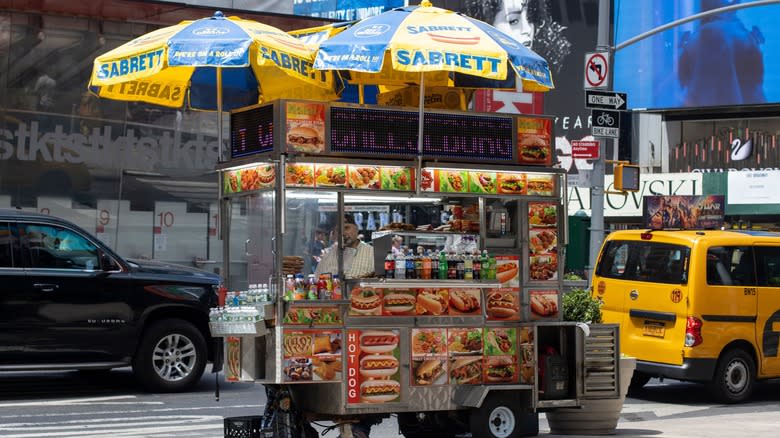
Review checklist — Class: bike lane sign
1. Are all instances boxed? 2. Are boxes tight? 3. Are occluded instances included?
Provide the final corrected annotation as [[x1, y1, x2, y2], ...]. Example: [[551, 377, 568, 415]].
[[592, 109, 620, 138]]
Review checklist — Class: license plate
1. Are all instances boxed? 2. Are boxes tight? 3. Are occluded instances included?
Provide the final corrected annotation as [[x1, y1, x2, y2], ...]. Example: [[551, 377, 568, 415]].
[[643, 321, 665, 337]]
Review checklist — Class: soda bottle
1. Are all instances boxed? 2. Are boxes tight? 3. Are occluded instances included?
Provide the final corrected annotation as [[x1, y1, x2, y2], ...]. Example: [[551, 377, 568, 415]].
[[422, 251, 432, 279], [448, 252, 457, 279], [294, 273, 306, 300], [385, 251, 395, 278], [481, 251, 490, 279], [284, 275, 294, 301], [438, 251, 448, 280], [317, 275, 329, 300], [488, 254, 497, 280], [464, 253, 473, 280], [473, 251, 482, 280], [307, 274, 318, 300], [456, 253, 465, 280], [406, 250, 416, 279]]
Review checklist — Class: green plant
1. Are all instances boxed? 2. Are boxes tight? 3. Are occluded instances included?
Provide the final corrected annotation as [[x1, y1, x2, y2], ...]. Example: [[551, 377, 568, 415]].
[[562, 287, 602, 323]]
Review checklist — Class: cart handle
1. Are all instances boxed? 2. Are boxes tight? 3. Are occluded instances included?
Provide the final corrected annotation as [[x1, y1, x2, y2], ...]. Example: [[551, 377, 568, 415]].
[[576, 322, 590, 338]]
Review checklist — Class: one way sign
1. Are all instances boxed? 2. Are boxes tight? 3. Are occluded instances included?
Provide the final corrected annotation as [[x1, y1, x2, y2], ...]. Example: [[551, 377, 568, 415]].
[[585, 90, 627, 111]]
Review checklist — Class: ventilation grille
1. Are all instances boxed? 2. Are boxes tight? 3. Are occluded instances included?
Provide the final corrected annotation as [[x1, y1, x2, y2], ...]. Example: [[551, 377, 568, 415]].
[[582, 324, 620, 398]]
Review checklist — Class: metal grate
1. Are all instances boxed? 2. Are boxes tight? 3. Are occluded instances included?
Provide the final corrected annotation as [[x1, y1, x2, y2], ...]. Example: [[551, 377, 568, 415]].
[[582, 324, 620, 398]]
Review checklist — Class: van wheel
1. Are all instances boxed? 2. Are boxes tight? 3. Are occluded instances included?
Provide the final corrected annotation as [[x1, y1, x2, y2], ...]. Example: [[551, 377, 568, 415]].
[[133, 319, 207, 392], [708, 349, 755, 404], [628, 371, 652, 393], [470, 393, 538, 438]]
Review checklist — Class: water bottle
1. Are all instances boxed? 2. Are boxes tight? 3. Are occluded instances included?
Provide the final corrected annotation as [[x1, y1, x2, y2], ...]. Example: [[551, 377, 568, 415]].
[[395, 251, 406, 279]]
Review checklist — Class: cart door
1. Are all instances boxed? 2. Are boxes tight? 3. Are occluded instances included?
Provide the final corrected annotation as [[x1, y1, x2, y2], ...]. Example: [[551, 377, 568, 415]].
[[224, 191, 276, 292]]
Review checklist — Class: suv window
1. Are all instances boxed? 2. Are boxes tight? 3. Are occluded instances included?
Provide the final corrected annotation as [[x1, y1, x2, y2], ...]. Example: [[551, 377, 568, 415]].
[[597, 240, 690, 284], [755, 246, 780, 287], [19, 223, 99, 270], [706, 246, 755, 286], [0, 222, 21, 268]]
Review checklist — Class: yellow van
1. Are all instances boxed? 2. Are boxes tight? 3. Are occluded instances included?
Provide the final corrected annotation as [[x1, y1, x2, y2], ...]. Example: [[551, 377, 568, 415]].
[[592, 229, 780, 403]]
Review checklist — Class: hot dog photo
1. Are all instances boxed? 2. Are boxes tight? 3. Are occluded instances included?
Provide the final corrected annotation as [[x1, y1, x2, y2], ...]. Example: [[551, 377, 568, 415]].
[[349, 287, 382, 316], [449, 356, 482, 385], [416, 289, 449, 316], [382, 289, 416, 316], [530, 290, 560, 320], [448, 288, 481, 315], [486, 288, 520, 321], [495, 256, 520, 287]]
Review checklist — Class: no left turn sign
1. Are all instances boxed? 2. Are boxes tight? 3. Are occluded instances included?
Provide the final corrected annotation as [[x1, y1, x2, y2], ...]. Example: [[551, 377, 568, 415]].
[[584, 51, 609, 89]]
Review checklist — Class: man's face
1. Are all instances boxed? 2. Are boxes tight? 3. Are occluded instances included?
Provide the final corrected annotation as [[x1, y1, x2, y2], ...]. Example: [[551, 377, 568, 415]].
[[494, 0, 534, 49], [343, 223, 359, 248]]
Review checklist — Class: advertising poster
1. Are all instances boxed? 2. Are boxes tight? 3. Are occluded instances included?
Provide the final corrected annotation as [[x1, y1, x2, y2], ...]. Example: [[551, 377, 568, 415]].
[[282, 329, 344, 383], [529, 290, 560, 321], [346, 329, 402, 405], [225, 336, 241, 382], [286, 101, 326, 154], [348, 165, 381, 190], [485, 288, 521, 321], [293, 0, 403, 21], [380, 166, 414, 191], [526, 174, 555, 196], [468, 171, 498, 194], [643, 195, 725, 230], [528, 201, 558, 227], [381, 289, 417, 316], [411, 328, 448, 386], [496, 172, 527, 195], [350, 287, 482, 317], [614, 1, 780, 109], [517, 117, 553, 166]]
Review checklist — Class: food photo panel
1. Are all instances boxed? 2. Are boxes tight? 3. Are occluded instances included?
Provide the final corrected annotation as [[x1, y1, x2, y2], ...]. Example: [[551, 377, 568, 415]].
[[529, 289, 561, 321], [410, 328, 448, 386], [346, 329, 402, 405], [485, 288, 521, 321]]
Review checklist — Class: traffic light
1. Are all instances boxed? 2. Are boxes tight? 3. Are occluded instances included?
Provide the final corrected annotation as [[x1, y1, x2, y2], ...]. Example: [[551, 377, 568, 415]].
[[614, 163, 640, 192]]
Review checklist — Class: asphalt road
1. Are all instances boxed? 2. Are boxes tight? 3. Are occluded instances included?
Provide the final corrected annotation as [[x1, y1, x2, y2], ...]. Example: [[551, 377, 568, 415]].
[[1, 369, 780, 437]]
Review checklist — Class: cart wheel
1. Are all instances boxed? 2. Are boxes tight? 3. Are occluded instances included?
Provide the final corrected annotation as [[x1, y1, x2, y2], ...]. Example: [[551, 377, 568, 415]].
[[470, 393, 538, 438]]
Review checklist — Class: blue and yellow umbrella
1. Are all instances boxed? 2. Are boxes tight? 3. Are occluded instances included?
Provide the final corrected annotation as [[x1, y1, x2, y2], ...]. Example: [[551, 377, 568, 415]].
[[89, 11, 338, 111], [311, 0, 554, 93]]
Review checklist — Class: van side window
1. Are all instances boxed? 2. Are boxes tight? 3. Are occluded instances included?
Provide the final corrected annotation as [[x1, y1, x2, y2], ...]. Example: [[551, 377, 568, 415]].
[[706, 246, 755, 286], [755, 246, 780, 287]]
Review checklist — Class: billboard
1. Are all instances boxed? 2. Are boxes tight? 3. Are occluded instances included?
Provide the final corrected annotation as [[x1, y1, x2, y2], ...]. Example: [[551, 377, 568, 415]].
[[614, 0, 780, 109], [642, 195, 725, 230], [293, 0, 405, 20]]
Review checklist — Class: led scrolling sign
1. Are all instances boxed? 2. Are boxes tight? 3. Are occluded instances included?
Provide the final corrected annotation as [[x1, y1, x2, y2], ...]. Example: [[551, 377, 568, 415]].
[[229, 101, 553, 166]]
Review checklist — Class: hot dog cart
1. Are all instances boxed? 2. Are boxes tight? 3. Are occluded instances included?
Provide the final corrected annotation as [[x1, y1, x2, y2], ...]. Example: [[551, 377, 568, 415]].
[[214, 100, 621, 438]]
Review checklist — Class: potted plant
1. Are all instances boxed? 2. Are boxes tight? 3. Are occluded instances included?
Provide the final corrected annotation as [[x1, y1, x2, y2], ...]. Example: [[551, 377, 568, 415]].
[[544, 288, 636, 435]]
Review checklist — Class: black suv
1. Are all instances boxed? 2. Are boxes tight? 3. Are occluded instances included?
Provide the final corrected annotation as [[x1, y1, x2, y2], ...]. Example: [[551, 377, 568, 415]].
[[0, 209, 222, 392]]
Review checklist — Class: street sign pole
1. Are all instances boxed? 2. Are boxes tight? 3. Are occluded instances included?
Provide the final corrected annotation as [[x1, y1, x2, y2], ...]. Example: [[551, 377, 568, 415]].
[[589, 0, 611, 281]]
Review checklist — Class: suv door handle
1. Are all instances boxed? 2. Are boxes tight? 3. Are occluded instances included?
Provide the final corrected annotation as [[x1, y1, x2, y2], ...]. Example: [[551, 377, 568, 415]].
[[33, 283, 59, 292]]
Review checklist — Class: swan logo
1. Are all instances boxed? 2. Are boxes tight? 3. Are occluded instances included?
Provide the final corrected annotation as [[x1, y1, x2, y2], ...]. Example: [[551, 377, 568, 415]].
[[730, 138, 753, 161]]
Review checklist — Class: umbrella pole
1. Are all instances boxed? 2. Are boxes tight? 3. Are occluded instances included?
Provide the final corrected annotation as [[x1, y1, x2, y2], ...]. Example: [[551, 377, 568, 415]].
[[359, 84, 364, 105], [217, 66, 224, 162], [416, 72, 424, 196]]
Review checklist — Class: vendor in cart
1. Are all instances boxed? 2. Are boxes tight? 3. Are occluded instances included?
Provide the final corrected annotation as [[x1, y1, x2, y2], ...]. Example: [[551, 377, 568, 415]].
[[315, 214, 375, 279]]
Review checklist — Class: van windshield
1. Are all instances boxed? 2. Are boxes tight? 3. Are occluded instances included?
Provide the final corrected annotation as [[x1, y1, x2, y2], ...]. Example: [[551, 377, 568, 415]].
[[596, 240, 690, 284]]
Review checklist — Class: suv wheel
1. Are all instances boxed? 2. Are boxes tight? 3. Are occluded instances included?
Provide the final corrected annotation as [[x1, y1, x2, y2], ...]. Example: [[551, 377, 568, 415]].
[[133, 319, 207, 392]]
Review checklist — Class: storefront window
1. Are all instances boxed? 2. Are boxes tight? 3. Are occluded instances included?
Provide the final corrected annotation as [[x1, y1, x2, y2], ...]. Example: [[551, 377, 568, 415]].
[[0, 11, 221, 270]]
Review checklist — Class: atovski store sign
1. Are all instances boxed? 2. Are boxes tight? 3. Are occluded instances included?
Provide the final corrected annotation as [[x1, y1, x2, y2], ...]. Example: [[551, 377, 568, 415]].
[[569, 172, 701, 217]]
